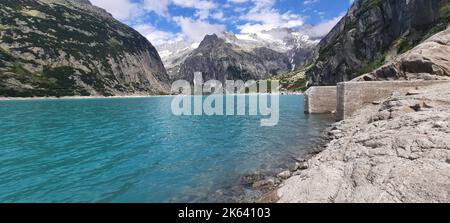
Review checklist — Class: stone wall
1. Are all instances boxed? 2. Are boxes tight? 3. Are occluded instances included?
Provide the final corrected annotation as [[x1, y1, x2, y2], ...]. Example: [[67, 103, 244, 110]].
[[336, 81, 450, 120], [304, 86, 337, 114]]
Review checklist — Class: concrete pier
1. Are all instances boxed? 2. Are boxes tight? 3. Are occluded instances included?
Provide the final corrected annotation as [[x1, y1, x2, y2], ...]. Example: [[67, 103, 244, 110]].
[[304, 86, 337, 114], [304, 80, 450, 120]]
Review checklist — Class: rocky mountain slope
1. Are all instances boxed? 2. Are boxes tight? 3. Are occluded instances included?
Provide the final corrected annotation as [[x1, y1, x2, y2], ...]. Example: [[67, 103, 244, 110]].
[[223, 29, 318, 69], [169, 34, 293, 83], [156, 41, 199, 78], [157, 28, 318, 82], [269, 67, 309, 92], [354, 27, 450, 81], [0, 0, 170, 97], [276, 27, 450, 203], [307, 0, 450, 86]]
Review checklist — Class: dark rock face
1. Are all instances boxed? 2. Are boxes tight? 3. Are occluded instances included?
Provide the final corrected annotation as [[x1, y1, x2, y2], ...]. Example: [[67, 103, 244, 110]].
[[0, 0, 169, 97], [171, 34, 292, 83], [289, 46, 315, 68], [307, 0, 450, 86], [354, 27, 450, 82], [70, 0, 92, 5]]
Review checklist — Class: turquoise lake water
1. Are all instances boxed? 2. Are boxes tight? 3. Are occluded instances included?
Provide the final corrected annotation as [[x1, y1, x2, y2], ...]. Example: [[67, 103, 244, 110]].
[[0, 95, 332, 202]]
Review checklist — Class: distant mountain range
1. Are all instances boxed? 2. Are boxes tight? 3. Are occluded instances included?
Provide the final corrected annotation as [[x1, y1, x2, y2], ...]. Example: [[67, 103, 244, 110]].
[[156, 28, 318, 82]]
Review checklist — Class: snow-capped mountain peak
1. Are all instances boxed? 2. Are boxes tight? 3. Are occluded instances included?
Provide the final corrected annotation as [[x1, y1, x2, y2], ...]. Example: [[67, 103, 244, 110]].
[[155, 40, 199, 69], [155, 28, 318, 77]]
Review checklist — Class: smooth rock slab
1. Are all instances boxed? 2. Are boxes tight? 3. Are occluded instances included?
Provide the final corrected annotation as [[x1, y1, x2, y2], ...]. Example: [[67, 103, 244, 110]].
[[277, 82, 450, 203]]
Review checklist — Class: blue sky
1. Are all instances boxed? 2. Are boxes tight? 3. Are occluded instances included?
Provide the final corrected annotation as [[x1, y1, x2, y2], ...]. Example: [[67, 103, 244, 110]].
[[90, 0, 354, 45]]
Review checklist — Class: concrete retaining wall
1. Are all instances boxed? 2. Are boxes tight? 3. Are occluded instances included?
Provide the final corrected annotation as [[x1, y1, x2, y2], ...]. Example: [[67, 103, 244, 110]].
[[336, 80, 450, 120], [304, 80, 450, 120], [304, 86, 337, 114]]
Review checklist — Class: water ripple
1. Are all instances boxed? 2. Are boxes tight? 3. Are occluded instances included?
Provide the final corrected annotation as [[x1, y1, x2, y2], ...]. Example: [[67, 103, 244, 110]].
[[0, 95, 332, 202]]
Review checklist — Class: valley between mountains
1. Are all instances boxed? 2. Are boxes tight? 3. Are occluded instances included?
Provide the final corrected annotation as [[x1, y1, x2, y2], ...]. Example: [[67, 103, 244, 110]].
[[1, 0, 450, 203]]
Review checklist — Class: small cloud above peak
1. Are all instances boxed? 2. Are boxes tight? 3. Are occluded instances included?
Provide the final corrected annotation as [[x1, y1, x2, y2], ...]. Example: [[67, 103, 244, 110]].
[[174, 16, 226, 42]]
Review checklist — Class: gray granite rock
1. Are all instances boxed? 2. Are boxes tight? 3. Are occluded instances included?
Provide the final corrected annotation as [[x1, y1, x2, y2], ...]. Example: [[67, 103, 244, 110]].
[[307, 0, 449, 86], [356, 28, 450, 81], [277, 82, 450, 203]]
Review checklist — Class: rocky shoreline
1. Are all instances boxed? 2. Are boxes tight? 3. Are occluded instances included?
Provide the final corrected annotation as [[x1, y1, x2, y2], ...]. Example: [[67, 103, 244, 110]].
[[264, 26, 450, 204], [269, 82, 450, 203], [238, 133, 333, 203]]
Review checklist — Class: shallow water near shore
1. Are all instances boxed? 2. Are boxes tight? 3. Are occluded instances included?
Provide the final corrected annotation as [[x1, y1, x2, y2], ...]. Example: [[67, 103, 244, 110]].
[[0, 95, 333, 202]]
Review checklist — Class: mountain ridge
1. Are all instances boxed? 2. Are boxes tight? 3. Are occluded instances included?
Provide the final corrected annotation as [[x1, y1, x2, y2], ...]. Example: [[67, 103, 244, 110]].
[[0, 0, 170, 97], [167, 33, 293, 83], [307, 0, 450, 86], [157, 28, 318, 82]]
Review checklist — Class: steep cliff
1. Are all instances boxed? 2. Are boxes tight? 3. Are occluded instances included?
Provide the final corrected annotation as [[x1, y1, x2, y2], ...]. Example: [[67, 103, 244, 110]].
[[0, 0, 170, 97], [354, 27, 450, 81], [307, 0, 450, 86], [171, 34, 292, 83]]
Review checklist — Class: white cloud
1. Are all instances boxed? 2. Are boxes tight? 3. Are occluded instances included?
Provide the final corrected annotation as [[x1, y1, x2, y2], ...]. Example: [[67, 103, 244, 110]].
[[303, 0, 319, 5], [238, 23, 274, 34], [90, 0, 347, 45], [211, 11, 225, 20], [227, 0, 251, 3], [172, 0, 216, 10], [143, 0, 170, 17], [90, 0, 142, 20], [174, 17, 226, 42], [227, 0, 276, 11], [91, 0, 218, 20], [90, 0, 226, 44], [235, 0, 343, 39], [194, 9, 211, 20], [238, 8, 304, 34], [172, 0, 217, 20], [303, 14, 343, 39], [133, 24, 182, 45]]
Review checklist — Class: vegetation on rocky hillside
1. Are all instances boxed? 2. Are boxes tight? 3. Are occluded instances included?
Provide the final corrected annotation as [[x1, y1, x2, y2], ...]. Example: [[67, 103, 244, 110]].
[[0, 0, 169, 97], [270, 67, 309, 92], [306, 0, 450, 86]]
